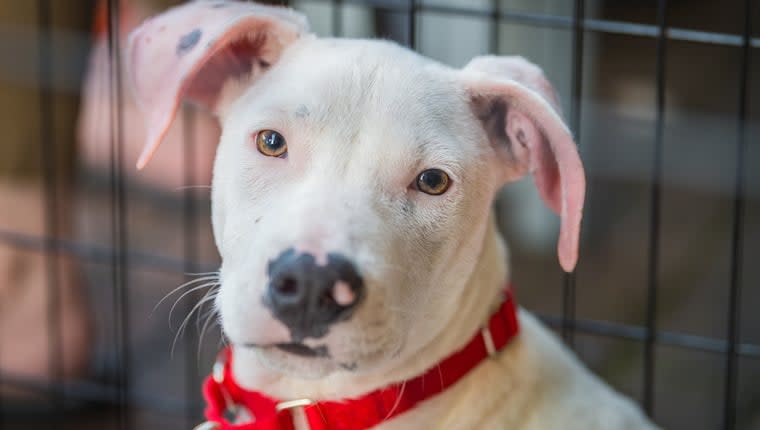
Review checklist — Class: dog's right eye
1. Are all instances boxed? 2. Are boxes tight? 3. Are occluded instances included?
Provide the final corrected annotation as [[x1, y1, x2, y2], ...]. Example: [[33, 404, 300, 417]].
[[415, 169, 451, 195], [255, 130, 288, 158]]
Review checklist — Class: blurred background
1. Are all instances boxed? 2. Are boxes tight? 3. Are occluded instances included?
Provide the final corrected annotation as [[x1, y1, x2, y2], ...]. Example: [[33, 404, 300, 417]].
[[0, 0, 758, 429]]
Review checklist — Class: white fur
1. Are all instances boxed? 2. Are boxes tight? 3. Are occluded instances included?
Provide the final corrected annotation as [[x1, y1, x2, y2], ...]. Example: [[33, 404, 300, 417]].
[[211, 38, 656, 429], [128, 3, 658, 427]]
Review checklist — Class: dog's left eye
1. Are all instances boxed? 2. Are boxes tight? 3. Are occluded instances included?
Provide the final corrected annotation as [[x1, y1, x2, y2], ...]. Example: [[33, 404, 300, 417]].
[[255, 130, 287, 158]]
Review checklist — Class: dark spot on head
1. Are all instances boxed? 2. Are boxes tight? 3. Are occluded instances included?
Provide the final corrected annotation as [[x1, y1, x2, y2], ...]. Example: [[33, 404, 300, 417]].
[[471, 95, 509, 152], [255, 217, 262, 224], [295, 105, 310, 118], [176, 28, 202, 56], [211, 2, 228, 8], [401, 200, 415, 215], [258, 60, 271, 69], [158, 25, 166, 32]]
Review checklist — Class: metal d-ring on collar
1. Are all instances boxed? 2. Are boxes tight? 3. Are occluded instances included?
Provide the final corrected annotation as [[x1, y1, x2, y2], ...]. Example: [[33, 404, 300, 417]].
[[275, 398, 316, 430], [193, 352, 253, 430], [275, 398, 315, 413], [193, 351, 316, 430]]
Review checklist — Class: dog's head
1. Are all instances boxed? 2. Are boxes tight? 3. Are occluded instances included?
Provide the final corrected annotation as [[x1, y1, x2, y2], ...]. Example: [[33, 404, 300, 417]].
[[128, 1, 584, 378]]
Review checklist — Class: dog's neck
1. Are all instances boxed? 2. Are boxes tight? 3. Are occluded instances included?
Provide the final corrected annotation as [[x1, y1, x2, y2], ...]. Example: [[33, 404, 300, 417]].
[[231, 211, 510, 401]]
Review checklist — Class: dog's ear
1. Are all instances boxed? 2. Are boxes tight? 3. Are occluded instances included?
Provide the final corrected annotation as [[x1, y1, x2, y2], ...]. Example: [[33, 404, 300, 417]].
[[462, 56, 585, 272], [127, 1, 309, 169]]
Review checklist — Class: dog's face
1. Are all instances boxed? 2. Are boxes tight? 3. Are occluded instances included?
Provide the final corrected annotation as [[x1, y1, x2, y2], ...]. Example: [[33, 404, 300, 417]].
[[212, 39, 501, 376], [128, 1, 584, 378]]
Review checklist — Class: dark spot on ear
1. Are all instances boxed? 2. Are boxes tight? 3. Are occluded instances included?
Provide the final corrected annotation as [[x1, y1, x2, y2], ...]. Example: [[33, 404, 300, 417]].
[[516, 130, 528, 149], [295, 105, 310, 118], [177, 29, 202, 56], [258, 60, 271, 69], [471, 95, 510, 153]]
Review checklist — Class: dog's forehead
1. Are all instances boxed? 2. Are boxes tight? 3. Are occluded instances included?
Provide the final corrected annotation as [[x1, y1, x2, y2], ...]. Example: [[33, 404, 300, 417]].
[[274, 38, 457, 103], [228, 38, 481, 167]]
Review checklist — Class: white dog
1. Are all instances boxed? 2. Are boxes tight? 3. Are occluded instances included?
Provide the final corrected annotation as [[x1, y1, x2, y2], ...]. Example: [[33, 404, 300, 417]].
[[127, 1, 658, 429]]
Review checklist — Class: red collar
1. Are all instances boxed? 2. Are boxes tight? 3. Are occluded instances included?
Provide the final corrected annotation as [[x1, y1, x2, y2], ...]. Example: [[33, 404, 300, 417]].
[[197, 288, 519, 430]]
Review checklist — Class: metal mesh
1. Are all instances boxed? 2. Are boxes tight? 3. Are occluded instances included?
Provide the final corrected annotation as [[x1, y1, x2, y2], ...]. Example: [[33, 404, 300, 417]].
[[0, 0, 757, 429]]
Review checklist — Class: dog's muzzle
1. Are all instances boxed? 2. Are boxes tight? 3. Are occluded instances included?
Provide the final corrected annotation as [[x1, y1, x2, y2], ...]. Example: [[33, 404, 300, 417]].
[[264, 248, 364, 341]]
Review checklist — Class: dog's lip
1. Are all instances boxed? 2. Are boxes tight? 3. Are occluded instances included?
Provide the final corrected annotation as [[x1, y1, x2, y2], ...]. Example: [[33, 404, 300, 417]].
[[243, 342, 329, 358], [275, 343, 329, 357]]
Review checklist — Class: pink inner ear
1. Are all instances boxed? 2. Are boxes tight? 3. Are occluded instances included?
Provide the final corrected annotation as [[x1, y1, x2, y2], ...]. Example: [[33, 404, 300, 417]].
[[126, 2, 307, 169], [506, 110, 562, 215], [182, 34, 267, 109], [500, 88, 585, 273]]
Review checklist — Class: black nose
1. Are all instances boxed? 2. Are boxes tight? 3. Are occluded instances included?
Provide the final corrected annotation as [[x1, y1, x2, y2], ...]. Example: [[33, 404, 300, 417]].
[[264, 248, 364, 341]]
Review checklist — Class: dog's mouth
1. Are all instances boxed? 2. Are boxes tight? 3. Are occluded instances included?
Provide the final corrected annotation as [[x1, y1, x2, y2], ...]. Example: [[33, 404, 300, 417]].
[[244, 342, 329, 358], [275, 343, 329, 357]]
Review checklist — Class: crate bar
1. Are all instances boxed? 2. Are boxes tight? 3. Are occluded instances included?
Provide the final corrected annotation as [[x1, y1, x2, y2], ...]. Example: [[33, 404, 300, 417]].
[[0, 335, 2, 426], [4, 219, 758, 350], [2, 312, 760, 418], [332, 0, 343, 36], [306, 0, 760, 48], [1, 309, 756, 410], [3, 314, 759, 416], [106, 1, 131, 429], [643, 0, 668, 417], [538, 316, 760, 360], [0, 372, 196, 416], [723, 0, 752, 428], [0, 229, 218, 274], [1, 313, 759, 419], [561, 0, 584, 348], [488, 0, 498, 54], [6, 310, 755, 416], [408, 0, 417, 50], [35, 0, 65, 424], [183, 109, 201, 426]]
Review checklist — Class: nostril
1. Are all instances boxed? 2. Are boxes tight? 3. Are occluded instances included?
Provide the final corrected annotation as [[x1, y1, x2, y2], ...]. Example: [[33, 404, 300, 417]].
[[275, 277, 299, 296], [319, 290, 334, 308]]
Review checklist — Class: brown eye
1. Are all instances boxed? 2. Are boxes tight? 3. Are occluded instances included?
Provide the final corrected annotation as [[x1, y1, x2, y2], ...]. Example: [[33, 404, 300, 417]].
[[416, 169, 451, 195], [255, 130, 287, 157]]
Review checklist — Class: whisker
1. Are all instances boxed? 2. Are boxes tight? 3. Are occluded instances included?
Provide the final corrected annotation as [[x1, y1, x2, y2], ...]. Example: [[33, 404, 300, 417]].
[[198, 303, 220, 360], [195, 288, 220, 331], [172, 291, 219, 357], [383, 379, 407, 422], [153, 275, 219, 315], [183, 270, 220, 277], [168, 282, 219, 330], [175, 185, 212, 191]]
